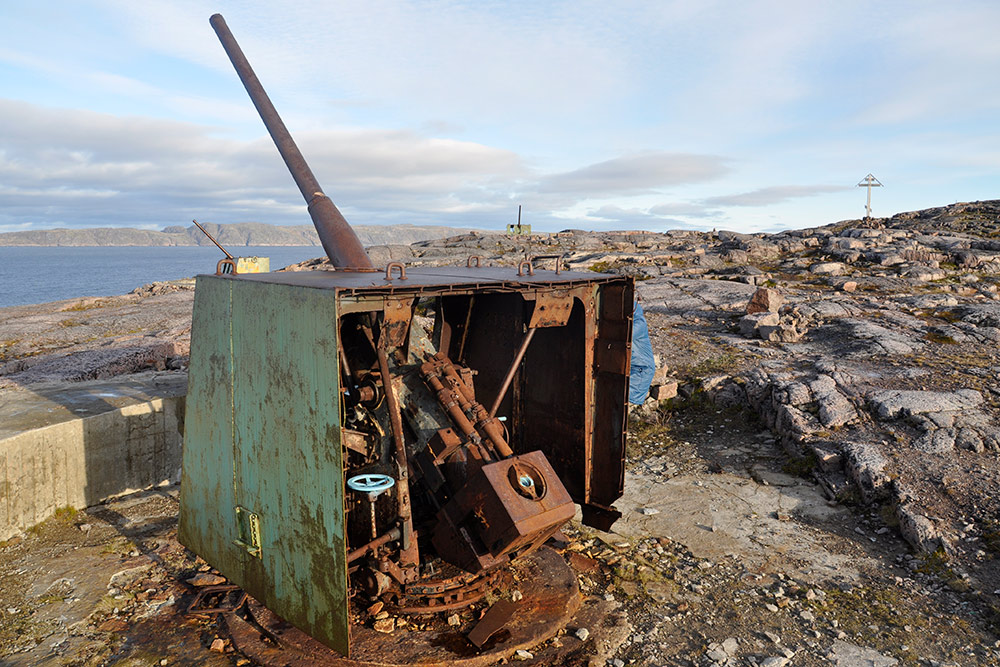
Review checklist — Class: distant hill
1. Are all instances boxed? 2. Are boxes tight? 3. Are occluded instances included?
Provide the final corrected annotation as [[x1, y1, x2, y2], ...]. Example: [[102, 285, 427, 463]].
[[0, 222, 483, 247]]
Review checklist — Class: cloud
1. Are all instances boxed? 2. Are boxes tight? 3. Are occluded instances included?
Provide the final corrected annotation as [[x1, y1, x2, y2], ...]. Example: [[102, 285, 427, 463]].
[[702, 185, 848, 208], [539, 203, 714, 233], [1, 98, 732, 232], [0, 222, 37, 233], [580, 204, 702, 231], [99, 0, 633, 122], [538, 152, 728, 196], [648, 201, 717, 218], [0, 98, 531, 228], [852, 4, 1000, 126]]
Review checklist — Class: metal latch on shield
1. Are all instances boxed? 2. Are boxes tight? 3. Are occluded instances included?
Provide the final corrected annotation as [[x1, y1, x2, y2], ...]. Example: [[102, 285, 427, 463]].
[[235, 506, 262, 558]]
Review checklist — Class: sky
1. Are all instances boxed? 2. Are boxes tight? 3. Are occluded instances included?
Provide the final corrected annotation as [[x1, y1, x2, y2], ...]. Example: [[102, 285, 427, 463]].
[[1, 1, 998, 235]]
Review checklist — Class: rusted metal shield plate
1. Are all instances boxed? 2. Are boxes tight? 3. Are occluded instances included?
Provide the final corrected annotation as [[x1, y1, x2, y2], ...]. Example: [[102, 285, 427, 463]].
[[179, 277, 242, 578], [180, 276, 349, 655]]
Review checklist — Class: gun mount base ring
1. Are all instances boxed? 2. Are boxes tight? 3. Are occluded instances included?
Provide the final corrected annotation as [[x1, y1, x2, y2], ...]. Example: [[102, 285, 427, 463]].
[[223, 546, 579, 667]]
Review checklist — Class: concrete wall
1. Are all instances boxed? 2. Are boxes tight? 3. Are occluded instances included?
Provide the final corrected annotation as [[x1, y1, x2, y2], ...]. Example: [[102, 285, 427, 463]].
[[0, 396, 185, 542]]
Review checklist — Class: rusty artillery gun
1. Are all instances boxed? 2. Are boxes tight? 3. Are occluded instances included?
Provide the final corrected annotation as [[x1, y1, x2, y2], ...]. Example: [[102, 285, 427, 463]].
[[178, 14, 634, 664]]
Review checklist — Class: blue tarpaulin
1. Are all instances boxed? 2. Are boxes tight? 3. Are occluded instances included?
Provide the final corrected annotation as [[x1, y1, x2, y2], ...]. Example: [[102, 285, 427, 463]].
[[629, 300, 656, 404]]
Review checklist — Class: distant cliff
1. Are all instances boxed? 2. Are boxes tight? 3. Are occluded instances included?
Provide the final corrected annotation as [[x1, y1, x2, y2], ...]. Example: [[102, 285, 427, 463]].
[[0, 222, 481, 247]]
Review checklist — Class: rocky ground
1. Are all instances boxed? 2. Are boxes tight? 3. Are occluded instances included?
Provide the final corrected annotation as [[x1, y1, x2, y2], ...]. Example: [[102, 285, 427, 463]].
[[0, 280, 193, 390], [4, 200, 1000, 665]]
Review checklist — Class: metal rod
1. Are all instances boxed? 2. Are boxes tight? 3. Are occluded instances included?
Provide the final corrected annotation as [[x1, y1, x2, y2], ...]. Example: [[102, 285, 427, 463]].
[[376, 346, 419, 566], [192, 219, 233, 258], [209, 14, 372, 269], [338, 346, 354, 385], [347, 527, 401, 563], [488, 327, 537, 419], [457, 296, 474, 362]]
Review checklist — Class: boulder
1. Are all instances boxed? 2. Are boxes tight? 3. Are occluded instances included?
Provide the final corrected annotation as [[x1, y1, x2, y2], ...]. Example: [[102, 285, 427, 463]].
[[810, 262, 847, 276], [896, 504, 941, 553], [649, 381, 678, 401], [913, 428, 956, 453], [758, 323, 803, 343], [840, 441, 891, 502], [746, 287, 784, 314], [739, 311, 780, 337]]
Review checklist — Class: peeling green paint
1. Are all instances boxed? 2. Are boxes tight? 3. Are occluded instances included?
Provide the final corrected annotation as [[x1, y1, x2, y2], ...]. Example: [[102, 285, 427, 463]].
[[179, 276, 348, 654]]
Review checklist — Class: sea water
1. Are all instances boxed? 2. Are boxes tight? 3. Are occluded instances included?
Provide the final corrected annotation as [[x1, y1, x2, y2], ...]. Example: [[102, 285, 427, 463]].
[[0, 246, 325, 309]]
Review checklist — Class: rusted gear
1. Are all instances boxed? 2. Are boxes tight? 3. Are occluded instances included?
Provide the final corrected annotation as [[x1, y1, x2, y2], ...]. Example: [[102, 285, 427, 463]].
[[394, 566, 506, 614]]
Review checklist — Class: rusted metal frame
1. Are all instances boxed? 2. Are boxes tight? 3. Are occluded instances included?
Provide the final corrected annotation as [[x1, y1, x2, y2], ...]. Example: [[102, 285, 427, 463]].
[[587, 280, 633, 517], [338, 295, 388, 315], [209, 14, 372, 269], [375, 345, 419, 570], [335, 276, 623, 305], [347, 526, 402, 563], [381, 296, 415, 350], [487, 327, 537, 419], [527, 289, 575, 328], [582, 286, 599, 503], [361, 312, 419, 572]]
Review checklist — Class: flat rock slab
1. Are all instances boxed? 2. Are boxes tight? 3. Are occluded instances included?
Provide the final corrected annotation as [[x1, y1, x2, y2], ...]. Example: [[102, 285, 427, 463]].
[[604, 471, 872, 586], [829, 640, 898, 666], [639, 278, 758, 313], [868, 388, 983, 420], [839, 319, 922, 355]]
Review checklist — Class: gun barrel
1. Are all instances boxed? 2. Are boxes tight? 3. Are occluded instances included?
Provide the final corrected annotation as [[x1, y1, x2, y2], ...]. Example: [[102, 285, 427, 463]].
[[210, 13, 372, 269]]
